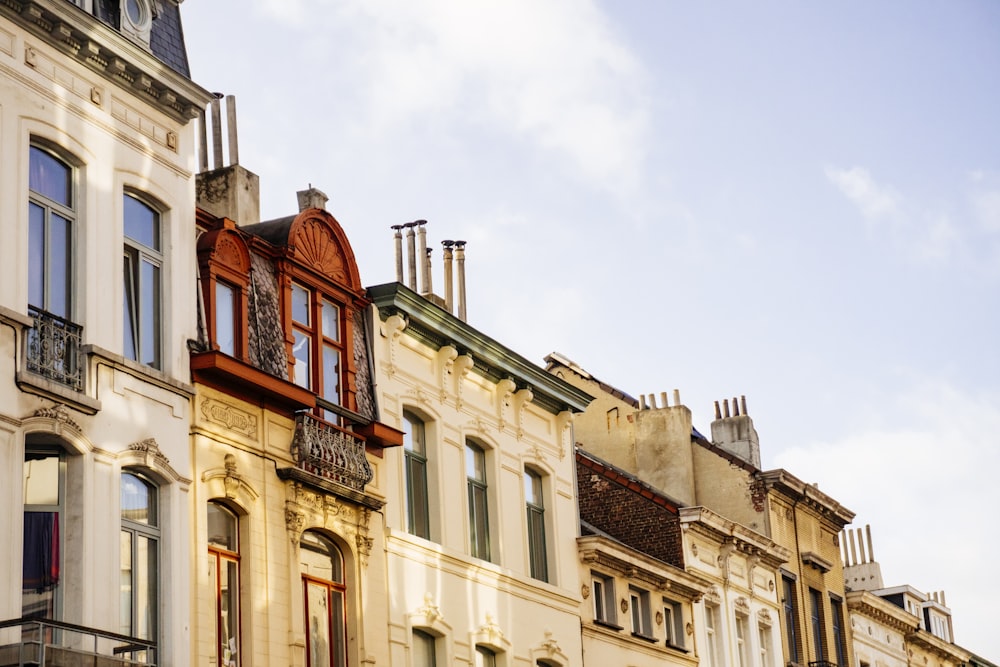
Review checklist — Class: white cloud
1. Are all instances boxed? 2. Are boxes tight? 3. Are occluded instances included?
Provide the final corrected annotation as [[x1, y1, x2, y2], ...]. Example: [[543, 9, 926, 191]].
[[281, 0, 650, 198], [774, 380, 1000, 657], [825, 165, 902, 221]]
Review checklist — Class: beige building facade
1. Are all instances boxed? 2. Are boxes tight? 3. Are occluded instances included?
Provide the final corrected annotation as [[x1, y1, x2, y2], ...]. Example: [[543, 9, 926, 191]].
[[0, 1, 211, 664]]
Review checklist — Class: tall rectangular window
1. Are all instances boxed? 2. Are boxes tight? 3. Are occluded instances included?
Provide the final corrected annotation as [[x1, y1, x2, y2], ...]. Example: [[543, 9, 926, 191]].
[[412, 630, 437, 667], [629, 586, 652, 638], [123, 193, 162, 369], [831, 597, 846, 667], [524, 469, 547, 582], [23, 448, 65, 620], [809, 588, 825, 662], [759, 623, 773, 667], [215, 281, 236, 356], [120, 471, 159, 659], [782, 575, 800, 664], [28, 146, 73, 320], [466, 442, 490, 561], [735, 614, 749, 667], [403, 412, 430, 539], [591, 572, 616, 626], [704, 604, 723, 667], [663, 599, 684, 648], [208, 503, 240, 667]]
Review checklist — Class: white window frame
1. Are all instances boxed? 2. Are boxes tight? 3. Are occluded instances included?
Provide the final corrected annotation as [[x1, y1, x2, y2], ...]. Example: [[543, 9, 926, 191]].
[[123, 192, 163, 369], [591, 572, 617, 627], [630, 586, 652, 638]]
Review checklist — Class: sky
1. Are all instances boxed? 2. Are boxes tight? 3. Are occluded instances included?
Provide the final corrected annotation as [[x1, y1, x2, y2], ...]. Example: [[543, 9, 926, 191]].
[[181, 1, 1000, 658]]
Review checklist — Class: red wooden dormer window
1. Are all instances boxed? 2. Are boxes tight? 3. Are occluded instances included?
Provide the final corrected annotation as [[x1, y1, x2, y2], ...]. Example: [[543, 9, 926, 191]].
[[272, 209, 367, 421], [197, 220, 251, 360]]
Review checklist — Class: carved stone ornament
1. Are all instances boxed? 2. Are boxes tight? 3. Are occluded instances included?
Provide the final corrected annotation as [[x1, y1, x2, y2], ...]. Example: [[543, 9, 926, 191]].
[[691, 543, 699, 557], [33, 403, 81, 431], [285, 505, 305, 542], [735, 597, 751, 614], [128, 438, 170, 465], [620, 598, 629, 613], [417, 592, 443, 626], [581, 584, 590, 600], [201, 398, 258, 439], [655, 611, 664, 626], [686, 622, 694, 636], [293, 217, 349, 284]]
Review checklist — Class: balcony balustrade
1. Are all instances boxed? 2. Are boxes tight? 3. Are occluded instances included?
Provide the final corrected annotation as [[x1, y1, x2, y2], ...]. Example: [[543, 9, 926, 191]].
[[290, 412, 373, 491], [26, 306, 83, 392], [0, 617, 155, 666]]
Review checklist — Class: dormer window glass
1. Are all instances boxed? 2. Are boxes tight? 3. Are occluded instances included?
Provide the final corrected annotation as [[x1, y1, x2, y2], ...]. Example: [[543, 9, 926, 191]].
[[290, 283, 343, 413], [215, 282, 236, 356]]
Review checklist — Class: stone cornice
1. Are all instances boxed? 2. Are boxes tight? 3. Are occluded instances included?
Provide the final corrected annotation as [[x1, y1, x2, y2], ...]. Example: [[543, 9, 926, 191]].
[[679, 506, 790, 569], [906, 628, 971, 663], [757, 468, 855, 527], [1, 0, 212, 123], [368, 282, 594, 415], [578, 534, 713, 602], [845, 590, 919, 634]]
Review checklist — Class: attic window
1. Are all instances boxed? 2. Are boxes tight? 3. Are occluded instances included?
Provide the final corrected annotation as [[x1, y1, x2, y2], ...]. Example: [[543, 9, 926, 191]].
[[121, 0, 155, 46]]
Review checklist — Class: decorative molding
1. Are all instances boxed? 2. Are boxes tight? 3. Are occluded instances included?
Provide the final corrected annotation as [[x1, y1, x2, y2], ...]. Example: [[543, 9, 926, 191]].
[[530, 630, 568, 667], [437, 344, 457, 402], [128, 437, 169, 465], [382, 314, 406, 377], [292, 217, 349, 283], [757, 609, 774, 627], [32, 403, 81, 431], [201, 453, 260, 503], [200, 397, 258, 439], [453, 353, 474, 410]]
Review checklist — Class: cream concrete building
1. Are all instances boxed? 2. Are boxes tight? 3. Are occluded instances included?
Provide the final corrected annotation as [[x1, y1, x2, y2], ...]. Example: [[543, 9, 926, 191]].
[[0, 1, 211, 664], [366, 233, 593, 667]]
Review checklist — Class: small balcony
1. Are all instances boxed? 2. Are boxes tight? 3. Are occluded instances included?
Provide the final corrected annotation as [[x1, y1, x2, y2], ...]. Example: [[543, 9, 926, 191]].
[[0, 617, 155, 666], [26, 306, 83, 392], [289, 412, 374, 491], [809, 661, 840, 667]]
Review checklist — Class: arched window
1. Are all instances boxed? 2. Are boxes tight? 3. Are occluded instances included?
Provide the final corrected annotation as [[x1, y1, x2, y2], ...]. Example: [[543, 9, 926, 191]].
[[524, 468, 547, 581], [300, 531, 346, 667], [28, 145, 74, 320], [208, 502, 241, 667], [465, 441, 490, 562], [403, 411, 429, 538], [123, 192, 162, 369], [120, 471, 159, 649]]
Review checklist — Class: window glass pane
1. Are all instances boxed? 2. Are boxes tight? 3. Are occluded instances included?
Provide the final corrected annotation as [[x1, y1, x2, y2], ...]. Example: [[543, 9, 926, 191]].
[[207, 503, 238, 551], [24, 453, 60, 506], [292, 284, 310, 324], [466, 443, 485, 481], [124, 194, 159, 250], [321, 299, 339, 341], [215, 282, 236, 355], [475, 646, 496, 667], [404, 413, 425, 455], [322, 344, 340, 403], [28, 203, 44, 309], [49, 213, 71, 318], [406, 455, 429, 538], [300, 531, 342, 582], [123, 251, 137, 360], [140, 259, 160, 367], [306, 582, 332, 667], [29, 146, 71, 206], [292, 330, 312, 390], [221, 556, 240, 666], [120, 530, 133, 635], [525, 470, 542, 506], [136, 534, 157, 639], [121, 473, 157, 525], [412, 630, 436, 667]]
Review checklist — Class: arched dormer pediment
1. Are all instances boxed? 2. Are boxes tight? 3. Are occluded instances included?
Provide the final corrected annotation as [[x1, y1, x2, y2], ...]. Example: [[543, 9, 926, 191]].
[[198, 227, 251, 276], [288, 210, 363, 294]]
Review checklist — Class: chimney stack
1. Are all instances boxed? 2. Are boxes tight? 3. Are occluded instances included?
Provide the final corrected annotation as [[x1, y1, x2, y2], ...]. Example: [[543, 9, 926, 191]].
[[196, 94, 261, 225], [455, 240, 467, 322], [393, 225, 404, 283], [442, 240, 455, 314], [297, 185, 328, 212], [710, 395, 761, 468]]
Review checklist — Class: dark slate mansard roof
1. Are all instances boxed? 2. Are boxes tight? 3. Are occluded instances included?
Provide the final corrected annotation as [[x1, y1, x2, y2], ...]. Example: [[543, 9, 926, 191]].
[[88, 0, 191, 76]]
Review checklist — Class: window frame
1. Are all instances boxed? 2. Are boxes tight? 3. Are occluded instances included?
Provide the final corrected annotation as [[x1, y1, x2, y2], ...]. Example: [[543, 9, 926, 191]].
[[122, 191, 163, 369], [704, 602, 724, 667], [735, 611, 749, 667], [300, 530, 347, 667], [830, 594, 846, 667], [403, 411, 431, 539], [662, 598, 684, 649], [289, 281, 347, 419], [591, 571, 618, 628], [782, 574, 800, 664], [524, 467, 548, 582], [22, 446, 67, 621], [808, 587, 825, 662], [629, 586, 653, 639], [207, 502, 241, 667], [465, 440, 491, 562], [119, 470, 160, 648], [411, 629, 438, 667], [28, 144, 76, 321]]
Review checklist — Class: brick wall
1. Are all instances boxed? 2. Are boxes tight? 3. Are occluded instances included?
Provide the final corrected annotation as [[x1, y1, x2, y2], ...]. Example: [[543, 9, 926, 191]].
[[576, 450, 684, 568]]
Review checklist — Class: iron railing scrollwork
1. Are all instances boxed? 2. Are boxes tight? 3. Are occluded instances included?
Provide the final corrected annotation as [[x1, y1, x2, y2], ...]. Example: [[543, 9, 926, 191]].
[[26, 305, 83, 392], [291, 412, 373, 491]]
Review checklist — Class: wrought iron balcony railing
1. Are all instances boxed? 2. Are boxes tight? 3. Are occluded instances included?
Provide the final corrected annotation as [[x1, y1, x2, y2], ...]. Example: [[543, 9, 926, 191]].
[[809, 660, 840, 667], [290, 412, 374, 491], [0, 616, 155, 666], [26, 306, 83, 392]]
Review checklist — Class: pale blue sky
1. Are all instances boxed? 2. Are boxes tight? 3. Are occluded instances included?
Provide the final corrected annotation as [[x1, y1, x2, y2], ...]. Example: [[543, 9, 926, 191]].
[[183, 1, 1000, 657]]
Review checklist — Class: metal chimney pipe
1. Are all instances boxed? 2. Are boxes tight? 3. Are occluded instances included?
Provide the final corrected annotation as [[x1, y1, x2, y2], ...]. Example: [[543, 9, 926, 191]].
[[392, 225, 404, 283], [416, 220, 428, 294], [210, 93, 223, 169], [226, 95, 239, 165], [424, 248, 434, 295], [455, 240, 467, 321], [405, 222, 418, 291], [442, 241, 455, 314], [198, 107, 209, 172]]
